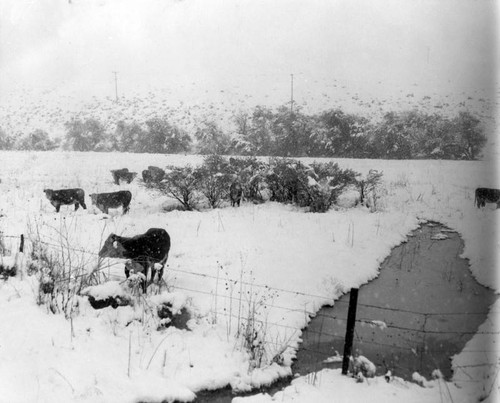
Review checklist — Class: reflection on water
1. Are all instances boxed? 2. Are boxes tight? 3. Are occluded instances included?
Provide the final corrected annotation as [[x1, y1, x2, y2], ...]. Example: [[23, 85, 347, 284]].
[[294, 222, 497, 380]]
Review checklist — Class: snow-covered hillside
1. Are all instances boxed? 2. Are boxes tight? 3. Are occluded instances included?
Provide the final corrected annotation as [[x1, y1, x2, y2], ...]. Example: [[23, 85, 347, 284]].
[[1, 82, 496, 147], [0, 151, 498, 403]]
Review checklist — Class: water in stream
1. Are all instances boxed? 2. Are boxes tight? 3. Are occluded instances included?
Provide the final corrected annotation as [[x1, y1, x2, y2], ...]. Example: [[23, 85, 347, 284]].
[[294, 222, 497, 380], [192, 222, 497, 401]]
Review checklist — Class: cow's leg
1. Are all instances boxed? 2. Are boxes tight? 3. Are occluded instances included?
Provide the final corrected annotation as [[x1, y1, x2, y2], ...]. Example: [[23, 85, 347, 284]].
[[157, 265, 164, 285], [74, 202, 80, 211], [123, 203, 130, 214], [142, 264, 149, 293], [55, 203, 60, 213], [156, 254, 168, 287], [81, 201, 87, 209], [97, 203, 105, 214]]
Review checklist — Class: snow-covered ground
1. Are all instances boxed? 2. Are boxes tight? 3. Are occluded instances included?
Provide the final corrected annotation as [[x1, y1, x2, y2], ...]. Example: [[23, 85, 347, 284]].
[[0, 150, 498, 403]]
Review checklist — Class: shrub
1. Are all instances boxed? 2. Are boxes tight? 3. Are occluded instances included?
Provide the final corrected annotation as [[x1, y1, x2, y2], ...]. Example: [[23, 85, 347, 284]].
[[263, 159, 361, 212], [356, 169, 384, 212], [194, 155, 233, 208], [194, 120, 232, 155], [64, 118, 107, 152], [266, 158, 307, 204], [17, 129, 59, 151], [229, 157, 268, 203], [158, 165, 200, 211], [310, 162, 359, 204], [27, 218, 105, 317]]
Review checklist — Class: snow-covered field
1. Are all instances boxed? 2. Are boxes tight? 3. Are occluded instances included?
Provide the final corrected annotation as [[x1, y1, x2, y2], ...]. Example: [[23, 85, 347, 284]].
[[0, 150, 498, 403]]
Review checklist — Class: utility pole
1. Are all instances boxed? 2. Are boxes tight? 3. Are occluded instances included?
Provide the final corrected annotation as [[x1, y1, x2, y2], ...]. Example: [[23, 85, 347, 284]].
[[112, 71, 119, 101], [290, 73, 294, 115]]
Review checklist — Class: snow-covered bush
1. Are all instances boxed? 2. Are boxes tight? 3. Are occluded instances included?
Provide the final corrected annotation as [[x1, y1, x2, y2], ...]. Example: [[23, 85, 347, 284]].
[[27, 222, 103, 317], [356, 169, 384, 212], [81, 281, 133, 309], [310, 161, 359, 205], [157, 165, 201, 211], [229, 156, 268, 203], [265, 159, 360, 212], [0, 255, 18, 279], [150, 291, 192, 329], [266, 158, 310, 205], [194, 154, 234, 208]]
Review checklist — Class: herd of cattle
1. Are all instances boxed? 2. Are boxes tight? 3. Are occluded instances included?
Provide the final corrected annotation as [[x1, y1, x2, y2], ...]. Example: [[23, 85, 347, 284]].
[[40, 168, 500, 292], [41, 166, 242, 291], [43, 165, 243, 214]]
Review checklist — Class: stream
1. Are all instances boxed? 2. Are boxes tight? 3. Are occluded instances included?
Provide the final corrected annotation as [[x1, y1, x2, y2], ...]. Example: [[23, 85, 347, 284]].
[[191, 222, 498, 402]]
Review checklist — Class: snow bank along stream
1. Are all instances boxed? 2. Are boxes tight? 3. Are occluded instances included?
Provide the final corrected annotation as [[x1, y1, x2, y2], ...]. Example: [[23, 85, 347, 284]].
[[192, 222, 497, 402], [295, 222, 497, 381]]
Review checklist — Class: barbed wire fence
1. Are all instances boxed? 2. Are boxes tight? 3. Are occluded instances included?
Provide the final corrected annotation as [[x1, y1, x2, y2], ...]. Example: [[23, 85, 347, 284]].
[[1, 231, 498, 385]]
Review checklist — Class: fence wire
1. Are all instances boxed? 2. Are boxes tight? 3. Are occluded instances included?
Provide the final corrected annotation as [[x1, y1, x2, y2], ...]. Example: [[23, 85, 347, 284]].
[[2, 232, 498, 382]]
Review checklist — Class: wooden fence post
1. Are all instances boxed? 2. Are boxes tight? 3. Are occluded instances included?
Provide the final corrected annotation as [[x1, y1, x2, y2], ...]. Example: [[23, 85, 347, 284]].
[[19, 234, 24, 253], [342, 287, 359, 375]]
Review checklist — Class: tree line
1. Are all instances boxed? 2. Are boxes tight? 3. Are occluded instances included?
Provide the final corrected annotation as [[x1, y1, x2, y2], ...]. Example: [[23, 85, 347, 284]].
[[0, 105, 487, 160]]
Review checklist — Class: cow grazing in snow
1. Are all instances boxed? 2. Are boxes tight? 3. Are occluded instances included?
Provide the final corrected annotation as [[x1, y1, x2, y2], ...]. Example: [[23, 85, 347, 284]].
[[475, 188, 500, 208], [142, 166, 165, 183], [229, 181, 243, 207], [99, 228, 171, 292], [43, 188, 87, 212], [110, 168, 137, 185], [89, 190, 132, 214], [142, 169, 153, 183]]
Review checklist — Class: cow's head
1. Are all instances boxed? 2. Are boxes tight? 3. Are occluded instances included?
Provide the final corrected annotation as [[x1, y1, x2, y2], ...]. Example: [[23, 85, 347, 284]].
[[99, 233, 126, 258], [89, 193, 98, 204], [43, 189, 53, 199]]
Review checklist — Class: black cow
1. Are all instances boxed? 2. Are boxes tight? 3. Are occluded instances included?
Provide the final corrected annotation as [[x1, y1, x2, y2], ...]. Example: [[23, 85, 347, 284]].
[[142, 169, 153, 183], [111, 168, 137, 185], [142, 166, 165, 183], [148, 166, 166, 182], [43, 188, 87, 212], [230, 181, 243, 207], [99, 228, 171, 292], [475, 187, 500, 208], [90, 190, 132, 214]]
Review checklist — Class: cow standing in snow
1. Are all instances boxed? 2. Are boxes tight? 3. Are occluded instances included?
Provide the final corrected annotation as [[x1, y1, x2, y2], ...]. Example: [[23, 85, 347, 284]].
[[89, 190, 132, 214], [142, 166, 165, 183], [99, 228, 171, 292], [229, 181, 243, 207], [475, 187, 500, 208], [110, 168, 137, 185], [43, 188, 87, 212]]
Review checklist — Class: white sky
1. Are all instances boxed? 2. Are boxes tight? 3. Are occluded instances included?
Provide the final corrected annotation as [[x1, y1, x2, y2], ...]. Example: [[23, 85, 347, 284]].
[[0, 0, 497, 102]]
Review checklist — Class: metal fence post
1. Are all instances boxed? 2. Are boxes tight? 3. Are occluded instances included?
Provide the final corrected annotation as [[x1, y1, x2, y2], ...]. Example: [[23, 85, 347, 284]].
[[342, 288, 359, 375]]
